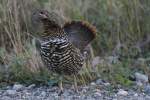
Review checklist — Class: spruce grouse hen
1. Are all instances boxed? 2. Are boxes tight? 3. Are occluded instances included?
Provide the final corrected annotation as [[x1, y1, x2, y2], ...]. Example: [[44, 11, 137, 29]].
[[31, 9, 96, 94]]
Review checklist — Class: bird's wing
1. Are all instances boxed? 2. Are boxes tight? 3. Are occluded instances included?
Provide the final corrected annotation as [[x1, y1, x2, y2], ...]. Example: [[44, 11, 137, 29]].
[[63, 21, 96, 50]]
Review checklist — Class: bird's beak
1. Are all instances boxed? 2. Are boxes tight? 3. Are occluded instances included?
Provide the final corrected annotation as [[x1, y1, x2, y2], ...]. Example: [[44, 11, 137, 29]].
[[39, 13, 48, 19]]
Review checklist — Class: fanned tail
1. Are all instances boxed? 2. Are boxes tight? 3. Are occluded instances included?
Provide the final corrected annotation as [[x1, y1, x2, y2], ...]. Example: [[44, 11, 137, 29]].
[[63, 20, 97, 50]]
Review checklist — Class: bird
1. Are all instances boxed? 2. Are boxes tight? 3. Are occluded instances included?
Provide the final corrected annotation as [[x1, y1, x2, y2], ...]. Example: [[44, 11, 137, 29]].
[[31, 9, 96, 95]]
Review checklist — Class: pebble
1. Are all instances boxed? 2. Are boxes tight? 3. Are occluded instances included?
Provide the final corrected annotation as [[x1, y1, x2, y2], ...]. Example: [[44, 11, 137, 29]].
[[117, 89, 128, 96], [145, 95, 150, 100], [135, 72, 148, 83], [92, 56, 100, 67], [144, 85, 150, 95], [6, 90, 17, 95], [1, 96, 12, 100], [96, 79, 103, 85], [91, 82, 96, 86], [134, 93, 138, 96], [136, 81, 143, 87], [94, 89, 101, 92], [27, 84, 36, 89], [94, 92, 102, 97], [13, 84, 24, 91], [112, 99, 117, 100], [40, 91, 46, 97], [63, 90, 70, 97], [103, 82, 110, 86]]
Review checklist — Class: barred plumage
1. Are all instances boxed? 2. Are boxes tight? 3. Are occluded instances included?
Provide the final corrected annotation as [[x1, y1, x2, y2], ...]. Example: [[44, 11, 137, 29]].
[[39, 36, 84, 75]]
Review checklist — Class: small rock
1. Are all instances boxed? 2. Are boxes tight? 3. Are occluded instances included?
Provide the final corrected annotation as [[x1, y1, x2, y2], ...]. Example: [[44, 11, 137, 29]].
[[6, 90, 17, 95], [27, 84, 36, 89], [136, 81, 143, 87], [52, 93, 59, 98], [134, 93, 138, 96], [103, 82, 110, 86], [91, 82, 96, 86], [135, 72, 148, 83], [96, 79, 103, 85], [117, 89, 128, 96], [92, 56, 100, 67], [0, 91, 2, 95], [72, 96, 80, 100], [1, 96, 12, 100], [81, 86, 88, 93], [40, 91, 46, 97], [145, 95, 150, 100], [94, 89, 101, 92], [6, 86, 11, 90], [95, 92, 102, 96], [63, 90, 71, 97], [144, 85, 150, 95], [137, 58, 145, 64], [13, 84, 24, 91], [112, 99, 117, 100], [93, 92, 102, 98]]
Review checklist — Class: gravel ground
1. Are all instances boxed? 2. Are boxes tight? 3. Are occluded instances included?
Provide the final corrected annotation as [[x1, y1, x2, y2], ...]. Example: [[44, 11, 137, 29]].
[[0, 79, 150, 100]]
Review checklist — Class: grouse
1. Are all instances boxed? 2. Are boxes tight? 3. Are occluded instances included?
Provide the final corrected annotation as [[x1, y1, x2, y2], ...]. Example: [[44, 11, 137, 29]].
[[31, 9, 96, 95]]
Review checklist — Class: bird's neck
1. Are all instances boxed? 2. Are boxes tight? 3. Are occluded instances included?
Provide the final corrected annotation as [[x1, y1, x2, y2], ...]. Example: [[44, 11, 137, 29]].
[[41, 19, 65, 38]]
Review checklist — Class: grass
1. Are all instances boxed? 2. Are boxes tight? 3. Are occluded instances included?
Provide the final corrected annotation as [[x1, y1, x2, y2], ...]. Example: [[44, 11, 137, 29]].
[[0, 0, 150, 87]]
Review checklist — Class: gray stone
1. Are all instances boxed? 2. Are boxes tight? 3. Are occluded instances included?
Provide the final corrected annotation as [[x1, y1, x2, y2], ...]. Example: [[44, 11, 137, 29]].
[[96, 79, 103, 85], [103, 82, 110, 86], [40, 91, 46, 97], [92, 56, 100, 67], [13, 84, 24, 91], [91, 82, 96, 86], [27, 84, 36, 89], [136, 81, 143, 87], [72, 96, 80, 100], [1, 96, 12, 100], [0, 91, 2, 95], [134, 93, 138, 97], [63, 90, 71, 97], [137, 58, 145, 64], [117, 89, 128, 96], [94, 92, 102, 97], [112, 99, 117, 100], [6, 90, 17, 95], [135, 72, 148, 83], [6, 86, 11, 89], [94, 89, 101, 92], [144, 85, 150, 95], [145, 95, 150, 100]]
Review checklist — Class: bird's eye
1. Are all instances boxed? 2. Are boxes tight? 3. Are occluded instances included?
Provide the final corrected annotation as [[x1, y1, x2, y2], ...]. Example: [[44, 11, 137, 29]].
[[40, 11, 44, 14]]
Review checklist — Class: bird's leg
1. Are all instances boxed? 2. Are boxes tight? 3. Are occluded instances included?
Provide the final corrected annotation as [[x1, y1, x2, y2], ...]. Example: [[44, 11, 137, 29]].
[[58, 76, 63, 96], [73, 75, 79, 93]]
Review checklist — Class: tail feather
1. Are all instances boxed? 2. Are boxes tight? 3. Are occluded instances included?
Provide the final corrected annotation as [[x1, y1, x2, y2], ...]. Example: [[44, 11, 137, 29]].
[[63, 20, 96, 50]]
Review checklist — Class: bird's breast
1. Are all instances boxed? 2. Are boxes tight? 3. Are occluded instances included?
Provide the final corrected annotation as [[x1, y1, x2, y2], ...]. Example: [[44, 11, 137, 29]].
[[39, 37, 84, 75]]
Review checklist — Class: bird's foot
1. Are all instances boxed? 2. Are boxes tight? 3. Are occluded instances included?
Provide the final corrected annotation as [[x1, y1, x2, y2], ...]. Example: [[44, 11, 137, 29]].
[[72, 85, 79, 94], [47, 79, 58, 87], [58, 89, 64, 96]]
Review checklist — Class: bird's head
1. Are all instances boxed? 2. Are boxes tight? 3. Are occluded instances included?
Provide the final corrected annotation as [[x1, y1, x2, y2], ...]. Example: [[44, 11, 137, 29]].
[[31, 9, 64, 37], [35, 9, 49, 20]]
